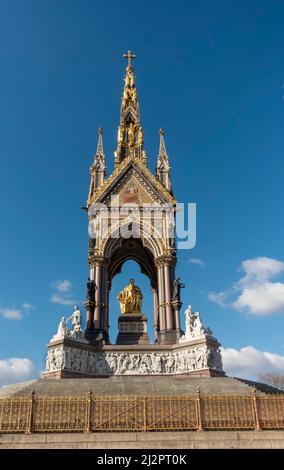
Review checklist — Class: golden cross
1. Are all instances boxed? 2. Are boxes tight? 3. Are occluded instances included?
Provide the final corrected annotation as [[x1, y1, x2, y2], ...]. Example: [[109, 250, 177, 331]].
[[123, 50, 136, 67]]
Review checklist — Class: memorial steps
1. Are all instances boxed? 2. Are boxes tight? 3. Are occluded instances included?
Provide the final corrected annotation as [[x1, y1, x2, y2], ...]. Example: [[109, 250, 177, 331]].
[[0, 376, 280, 398]]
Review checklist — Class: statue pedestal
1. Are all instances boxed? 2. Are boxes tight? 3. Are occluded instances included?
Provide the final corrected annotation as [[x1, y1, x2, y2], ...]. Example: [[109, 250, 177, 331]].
[[116, 314, 150, 345], [43, 335, 224, 379]]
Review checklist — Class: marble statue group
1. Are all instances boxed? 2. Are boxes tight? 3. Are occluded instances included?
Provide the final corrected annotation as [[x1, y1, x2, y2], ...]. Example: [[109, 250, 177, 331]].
[[51, 306, 85, 342]]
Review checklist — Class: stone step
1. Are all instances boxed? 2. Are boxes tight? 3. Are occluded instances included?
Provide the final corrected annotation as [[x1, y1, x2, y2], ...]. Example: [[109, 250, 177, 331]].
[[0, 376, 268, 398], [1, 430, 284, 449]]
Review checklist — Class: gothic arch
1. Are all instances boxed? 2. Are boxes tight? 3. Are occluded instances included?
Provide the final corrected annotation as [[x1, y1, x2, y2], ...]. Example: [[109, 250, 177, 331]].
[[100, 216, 166, 260], [107, 238, 157, 289]]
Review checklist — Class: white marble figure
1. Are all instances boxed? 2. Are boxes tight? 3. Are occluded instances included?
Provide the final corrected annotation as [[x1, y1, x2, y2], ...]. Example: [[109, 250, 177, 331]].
[[58, 317, 68, 336], [50, 317, 69, 342], [69, 306, 84, 339], [180, 305, 213, 342], [49, 306, 86, 344]]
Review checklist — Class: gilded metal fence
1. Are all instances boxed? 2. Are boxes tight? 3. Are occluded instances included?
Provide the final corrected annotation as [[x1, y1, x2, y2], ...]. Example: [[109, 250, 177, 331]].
[[0, 388, 284, 433]]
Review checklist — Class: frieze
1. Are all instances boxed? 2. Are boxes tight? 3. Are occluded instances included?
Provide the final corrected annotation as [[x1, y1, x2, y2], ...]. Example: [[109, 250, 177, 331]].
[[45, 345, 223, 376]]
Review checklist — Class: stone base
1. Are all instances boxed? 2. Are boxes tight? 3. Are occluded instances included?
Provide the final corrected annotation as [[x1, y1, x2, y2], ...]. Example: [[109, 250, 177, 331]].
[[157, 329, 181, 345], [2, 430, 284, 449], [84, 328, 110, 345], [43, 367, 225, 380], [116, 314, 150, 345], [44, 336, 224, 378]]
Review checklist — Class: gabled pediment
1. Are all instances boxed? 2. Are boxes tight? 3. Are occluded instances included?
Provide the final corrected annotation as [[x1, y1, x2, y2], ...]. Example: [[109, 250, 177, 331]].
[[110, 174, 157, 206], [88, 157, 175, 207]]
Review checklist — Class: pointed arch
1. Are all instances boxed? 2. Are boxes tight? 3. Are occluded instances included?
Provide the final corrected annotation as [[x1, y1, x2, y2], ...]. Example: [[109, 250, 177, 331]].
[[100, 216, 166, 260]]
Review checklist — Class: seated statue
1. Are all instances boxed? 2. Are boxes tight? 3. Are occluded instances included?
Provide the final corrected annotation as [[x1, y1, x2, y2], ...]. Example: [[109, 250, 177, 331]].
[[117, 278, 143, 315]]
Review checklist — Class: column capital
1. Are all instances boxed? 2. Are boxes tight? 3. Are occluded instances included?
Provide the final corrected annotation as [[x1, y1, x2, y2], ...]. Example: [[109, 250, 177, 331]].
[[84, 300, 96, 308], [89, 255, 109, 268], [155, 255, 176, 268], [172, 299, 182, 310]]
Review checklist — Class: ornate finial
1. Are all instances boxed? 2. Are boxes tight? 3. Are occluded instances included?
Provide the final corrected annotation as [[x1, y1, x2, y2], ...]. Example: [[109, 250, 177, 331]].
[[158, 128, 167, 156], [156, 128, 172, 192], [88, 125, 106, 199], [123, 50, 136, 67], [95, 127, 104, 158]]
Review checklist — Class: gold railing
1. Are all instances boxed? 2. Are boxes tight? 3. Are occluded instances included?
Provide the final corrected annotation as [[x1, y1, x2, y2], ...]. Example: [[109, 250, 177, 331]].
[[0, 388, 284, 433]]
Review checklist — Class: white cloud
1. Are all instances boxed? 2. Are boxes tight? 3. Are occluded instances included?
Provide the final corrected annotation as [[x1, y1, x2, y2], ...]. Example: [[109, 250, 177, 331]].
[[50, 294, 76, 306], [22, 303, 33, 310], [222, 345, 284, 381], [0, 358, 38, 387], [0, 308, 22, 320], [22, 303, 34, 313], [233, 282, 284, 314], [233, 257, 284, 314], [53, 280, 72, 293], [208, 291, 228, 307], [237, 257, 284, 287], [0, 303, 35, 320], [50, 279, 77, 305], [188, 258, 205, 267], [209, 257, 284, 316]]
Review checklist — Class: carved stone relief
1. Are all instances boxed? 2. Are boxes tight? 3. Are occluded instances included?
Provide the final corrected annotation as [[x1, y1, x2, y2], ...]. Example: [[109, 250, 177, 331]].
[[45, 345, 223, 376]]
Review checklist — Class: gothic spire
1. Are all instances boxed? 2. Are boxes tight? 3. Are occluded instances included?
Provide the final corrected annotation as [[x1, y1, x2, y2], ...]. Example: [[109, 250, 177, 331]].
[[88, 128, 106, 203], [156, 128, 172, 192], [114, 51, 147, 167], [95, 126, 105, 158]]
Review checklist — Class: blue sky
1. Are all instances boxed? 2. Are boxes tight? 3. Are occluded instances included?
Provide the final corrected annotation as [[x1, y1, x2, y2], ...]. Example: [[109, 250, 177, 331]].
[[0, 0, 284, 384]]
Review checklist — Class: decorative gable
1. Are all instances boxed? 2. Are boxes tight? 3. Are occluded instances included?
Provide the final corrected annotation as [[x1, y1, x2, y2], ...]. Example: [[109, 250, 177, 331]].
[[88, 157, 175, 207]]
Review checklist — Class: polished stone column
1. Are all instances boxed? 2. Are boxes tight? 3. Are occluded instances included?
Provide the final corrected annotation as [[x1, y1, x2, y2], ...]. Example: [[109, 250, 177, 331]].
[[85, 304, 94, 331], [90, 267, 95, 281], [94, 263, 102, 330], [100, 266, 106, 333], [164, 263, 173, 330], [152, 287, 159, 342], [84, 265, 96, 339], [103, 276, 110, 334], [157, 265, 166, 332], [174, 304, 181, 331]]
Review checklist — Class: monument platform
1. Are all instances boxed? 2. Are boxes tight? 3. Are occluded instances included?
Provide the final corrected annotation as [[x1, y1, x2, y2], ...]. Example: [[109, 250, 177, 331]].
[[43, 332, 224, 379], [0, 376, 281, 398]]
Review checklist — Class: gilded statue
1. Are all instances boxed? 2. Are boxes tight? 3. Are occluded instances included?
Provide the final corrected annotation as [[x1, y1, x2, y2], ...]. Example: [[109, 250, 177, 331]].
[[129, 71, 135, 87], [117, 125, 124, 143], [125, 70, 132, 87], [117, 279, 143, 315], [130, 86, 136, 101], [123, 86, 129, 102], [137, 126, 143, 146], [127, 123, 135, 145]]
